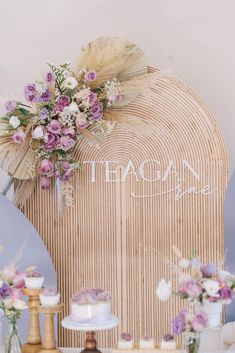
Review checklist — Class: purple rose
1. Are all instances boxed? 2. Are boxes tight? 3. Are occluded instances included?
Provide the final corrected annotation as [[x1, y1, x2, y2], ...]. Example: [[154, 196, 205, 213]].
[[37, 88, 52, 103], [4, 100, 17, 112], [39, 108, 49, 120], [24, 83, 36, 93], [172, 313, 185, 336], [192, 311, 208, 332], [0, 283, 10, 299], [85, 70, 97, 81], [60, 136, 75, 151], [61, 161, 71, 170], [24, 92, 37, 102], [178, 279, 202, 299], [41, 176, 51, 190], [48, 120, 61, 134], [89, 92, 97, 104], [75, 116, 88, 130], [201, 264, 217, 278], [220, 287, 233, 301], [44, 71, 55, 83], [91, 101, 103, 121], [53, 95, 70, 112], [12, 130, 25, 144], [40, 159, 53, 175]]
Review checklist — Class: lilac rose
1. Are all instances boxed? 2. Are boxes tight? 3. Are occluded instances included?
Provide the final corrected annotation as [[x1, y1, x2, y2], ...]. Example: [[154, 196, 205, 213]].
[[178, 279, 202, 299], [40, 159, 53, 175], [220, 287, 233, 301], [192, 311, 208, 332], [48, 120, 61, 134], [91, 101, 103, 121], [172, 312, 185, 336], [4, 100, 17, 112], [85, 70, 97, 81], [60, 136, 75, 151]]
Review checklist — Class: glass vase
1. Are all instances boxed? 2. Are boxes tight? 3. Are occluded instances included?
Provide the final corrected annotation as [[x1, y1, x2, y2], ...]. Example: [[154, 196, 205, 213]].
[[187, 337, 200, 353], [5, 321, 22, 353]]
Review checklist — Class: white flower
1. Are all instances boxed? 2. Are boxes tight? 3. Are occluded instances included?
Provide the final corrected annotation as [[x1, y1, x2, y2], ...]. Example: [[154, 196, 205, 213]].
[[13, 299, 27, 311], [75, 87, 91, 101], [218, 270, 235, 282], [32, 126, 44, 139], [179, 258, 190, 269], [69, 102, 79, 113], [3, 299, 13, 309], [203, 279, 220, 297], [9, 115, 20, 129], [155, 279, 172, 301], [63, 77, 78, 89]]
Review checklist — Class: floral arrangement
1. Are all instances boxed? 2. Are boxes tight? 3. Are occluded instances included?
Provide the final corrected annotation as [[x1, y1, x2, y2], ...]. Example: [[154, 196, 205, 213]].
[[156, 249, 235, 305], [0, 37, 153, 208], [72, 288, 111, 304], [0, 263, 32, 353], [172, 309, 207, 353], [120, 333, 133, 342]]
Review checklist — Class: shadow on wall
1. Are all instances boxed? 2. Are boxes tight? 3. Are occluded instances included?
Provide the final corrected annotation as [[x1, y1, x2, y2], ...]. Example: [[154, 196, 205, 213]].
[[0, 194, 57, 344], [224, 169, 235, 323]]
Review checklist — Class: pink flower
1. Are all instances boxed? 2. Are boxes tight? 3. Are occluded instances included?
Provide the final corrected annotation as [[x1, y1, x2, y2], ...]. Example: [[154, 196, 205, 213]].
[[40, 159, 53, 175], [192, 311, 208, 332], [10, 288, 23, 301], [44, 71, 55, 83], [48, 120, 61, 134], [12, 130, 25, 144], [12, 271, 26, 289], [121, 333, 132, 342], [75, 116, 88, 130], [84, 70, 97, 81], [41, 176, 51, 189], [89, 92, 97, 104], [60, 136, 75, 151], [4, 101, 17, 112], [178, 280, 202, 299]]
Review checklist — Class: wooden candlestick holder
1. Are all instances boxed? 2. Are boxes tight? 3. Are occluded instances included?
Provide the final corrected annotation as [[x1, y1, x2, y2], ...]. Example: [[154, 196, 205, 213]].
[[82, 331, 101, 353], [38, 303, 64, 353], [22, 288, 42, 353]]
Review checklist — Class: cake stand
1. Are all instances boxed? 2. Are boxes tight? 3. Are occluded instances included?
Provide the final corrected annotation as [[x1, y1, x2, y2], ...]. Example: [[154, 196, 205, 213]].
[[61, 315, 118, 353]]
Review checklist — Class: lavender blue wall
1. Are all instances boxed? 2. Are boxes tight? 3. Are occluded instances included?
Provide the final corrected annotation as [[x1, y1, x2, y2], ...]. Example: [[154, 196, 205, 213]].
[[0, 194, 57, 345]]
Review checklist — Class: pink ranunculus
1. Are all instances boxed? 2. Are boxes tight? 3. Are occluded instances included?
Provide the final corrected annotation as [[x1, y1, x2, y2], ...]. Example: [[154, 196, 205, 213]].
[[10, 288, 23, 301], [40, 159, 53, 175], [41, 176, 51, 189], [178, 280, 202, 299], [13, 271, 26, 289], [48, 120, 61, 134], [60, 136, 75, 151], [12, 130, 25, 144]]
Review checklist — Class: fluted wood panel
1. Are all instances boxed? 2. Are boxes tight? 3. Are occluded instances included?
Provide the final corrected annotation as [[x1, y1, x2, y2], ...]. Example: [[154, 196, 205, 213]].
[[21, 69, 228, 347]]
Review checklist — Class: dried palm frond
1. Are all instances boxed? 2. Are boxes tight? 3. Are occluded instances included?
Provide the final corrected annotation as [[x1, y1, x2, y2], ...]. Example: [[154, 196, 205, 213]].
[[75, 37, 148, 87], [14, 179, 36, 208]]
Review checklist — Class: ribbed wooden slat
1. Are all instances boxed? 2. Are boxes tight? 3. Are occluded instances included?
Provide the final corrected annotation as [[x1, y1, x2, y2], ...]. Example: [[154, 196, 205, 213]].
[[21, 68, 228, 348]]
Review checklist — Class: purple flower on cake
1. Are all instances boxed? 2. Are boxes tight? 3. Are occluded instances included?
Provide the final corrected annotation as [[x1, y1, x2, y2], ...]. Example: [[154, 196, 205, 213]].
[[201, 264, 216, 278], [26, 271, 42, 278], [44, 71, 56, 84], [172, 311, 185, 336], [85, 70, 97, 81], [4, 100, 17, 112], [178, 279, 202, 298], [0, 283, 11, 299], [191, 311, 208, 332], [91, 102, 103, 120], [163, 333, 174, 342], [41, 288, 58, 296], [121, 333, 132, 342], [60, 136, 75, 151], [12, 130, 25, 144]]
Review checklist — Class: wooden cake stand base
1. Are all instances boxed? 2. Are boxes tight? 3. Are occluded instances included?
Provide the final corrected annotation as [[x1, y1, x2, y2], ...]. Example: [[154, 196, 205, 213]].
[[22, 288, 42, 353], [81, 331, 102, 353], [38, 303, 64, 353]]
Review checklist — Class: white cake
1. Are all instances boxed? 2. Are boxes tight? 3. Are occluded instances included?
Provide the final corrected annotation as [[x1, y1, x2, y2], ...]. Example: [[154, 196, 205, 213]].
[[71, 288, 111, 322], [118, 333, 134, 349], [160, 334, 176, 350], [139, 336, 155, 349], [40, 288, 60, 306], [25, 272, 44, 289]]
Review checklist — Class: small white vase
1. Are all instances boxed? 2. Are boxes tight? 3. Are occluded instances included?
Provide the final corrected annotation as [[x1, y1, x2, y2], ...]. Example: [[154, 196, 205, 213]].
[[201, 302, 223, 328]]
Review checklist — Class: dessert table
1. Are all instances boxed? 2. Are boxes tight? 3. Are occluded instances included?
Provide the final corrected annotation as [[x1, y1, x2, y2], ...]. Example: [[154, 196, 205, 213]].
[[61, 349, 235, 353]]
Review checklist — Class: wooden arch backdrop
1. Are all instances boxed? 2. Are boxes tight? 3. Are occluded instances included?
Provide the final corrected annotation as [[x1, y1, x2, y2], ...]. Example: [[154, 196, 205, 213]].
[[21, 68, 228, 347]]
